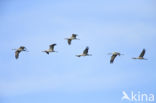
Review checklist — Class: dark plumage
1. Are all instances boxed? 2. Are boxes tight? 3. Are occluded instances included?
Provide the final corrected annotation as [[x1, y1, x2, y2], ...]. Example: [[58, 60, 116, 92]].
[[42, 44, 57, 54], [76, 46, 91, 57], [132, 49, 147, 60], [49, 44, 56, 51], [110, 52, 120, 64], [67, 39, 72, 45], [14, 46, 27, 59], [139, 49, 145, 58], [65, 34, 79, 45], [83, 47, 89, 55]]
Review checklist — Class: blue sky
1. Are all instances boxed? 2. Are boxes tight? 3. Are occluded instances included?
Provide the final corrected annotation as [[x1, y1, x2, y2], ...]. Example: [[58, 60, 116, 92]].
[[0, 0, 156, 103]]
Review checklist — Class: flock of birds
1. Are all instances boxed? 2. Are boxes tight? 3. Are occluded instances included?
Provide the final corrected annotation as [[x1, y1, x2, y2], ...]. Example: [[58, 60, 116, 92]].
[[12, 34, 147, 64]]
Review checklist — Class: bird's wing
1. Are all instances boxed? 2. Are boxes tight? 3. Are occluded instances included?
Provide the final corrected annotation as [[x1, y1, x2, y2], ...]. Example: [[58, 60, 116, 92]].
[[49, 44, 56, 50], [20, 46, 25, 50], [139, 49, 145, 57], [83, 47, 89, 54], [68, 39, 72, 45], [72, 34, 77, 38], [110, 54, 117, 63], [15, 51, 20, 59]]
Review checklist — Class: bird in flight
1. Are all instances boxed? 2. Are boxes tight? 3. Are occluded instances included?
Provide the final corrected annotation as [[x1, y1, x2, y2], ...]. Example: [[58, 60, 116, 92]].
[[65, 34, 79, 45], [12, 46, 28, 59], [132, 49, 147, 60], [76, 46, 92, 57], [108, 52, 123, 64], [42, 44, 57, 54]]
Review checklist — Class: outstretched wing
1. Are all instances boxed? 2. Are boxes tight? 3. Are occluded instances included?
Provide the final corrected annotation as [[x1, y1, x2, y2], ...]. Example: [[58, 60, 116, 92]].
[[68, 39, 72, 45], [19, 46, 25, 50], [15, 51, 20, 59], [110, 54, 117, 64], [139, 49, 145, 57], [83, 47, 89, 55], [72, 34, 77, 38], [49, 44, 56, 50]]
